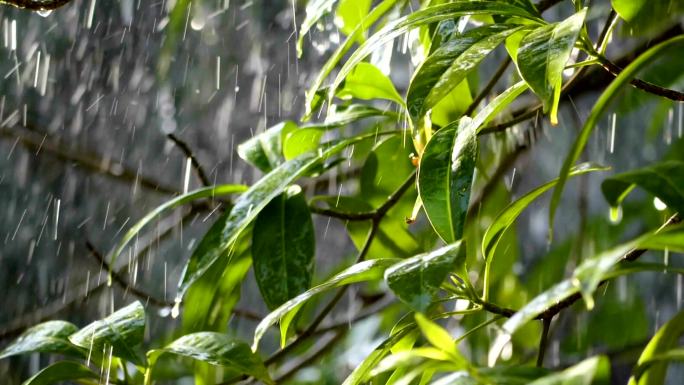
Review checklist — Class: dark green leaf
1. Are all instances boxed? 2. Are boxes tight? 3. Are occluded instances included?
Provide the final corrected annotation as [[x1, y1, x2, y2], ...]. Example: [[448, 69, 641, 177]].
[[0, 321, 81, 359], [21, 361, 98, 385], [629, 310, 684, 385], [237, 121, 298, 172], [252, 186, 315, 309], [148, 332, 273, 385], [418, 118, 477, 243], [69, 301, 146, 366], [549, 35, 684, 238], [385, 242, 463, 312], [338, 62, 404, 106], [516, 9, 586, 124], [179, 131, 397, 297], [407, 24, 523, 121], [602, 160, 684, 214], [253, 258, 400, 350]]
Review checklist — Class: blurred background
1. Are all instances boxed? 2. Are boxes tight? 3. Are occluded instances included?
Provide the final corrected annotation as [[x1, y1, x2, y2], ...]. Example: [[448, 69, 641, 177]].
[[0, 0, 683, 383]]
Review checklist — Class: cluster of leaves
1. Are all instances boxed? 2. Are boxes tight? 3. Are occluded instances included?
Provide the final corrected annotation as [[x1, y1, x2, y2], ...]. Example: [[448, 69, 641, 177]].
[[3, 0, 684, 384]]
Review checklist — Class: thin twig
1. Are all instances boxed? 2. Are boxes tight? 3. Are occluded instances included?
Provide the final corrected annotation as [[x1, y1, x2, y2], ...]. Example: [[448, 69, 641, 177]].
[[537, 317, 552, 367], [274, 330, 347, 383], [167, 133, 212, 187], [465, 57, 512, 116], [597, 56, 684, 101]]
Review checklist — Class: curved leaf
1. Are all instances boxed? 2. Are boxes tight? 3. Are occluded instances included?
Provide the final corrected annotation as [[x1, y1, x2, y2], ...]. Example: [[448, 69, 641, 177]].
[[0, 321, 81, 359], [516, 9, 586, 124], [297, 0, 337, 57], [252, 258, 400, 350], [253, 185, 315, 309], [69, 301, 146, 366], [330, 1, 543, 103], [612, 0, 646, 21], [385, 242, 463, 312], [21, 361, 98, 385], [237, 121, 298, 172], [109, 184, 247, 267], [418, 118, 477, 243], [549, 35, 684, 238], [338, 62, 404, 106], [178, 131, 398, 297], [602, 160, 684, 214], [629, 310, 684, 385], [148, 332, 273, 385], [407, 24, 523, 121], [483, 163, 607, 260]]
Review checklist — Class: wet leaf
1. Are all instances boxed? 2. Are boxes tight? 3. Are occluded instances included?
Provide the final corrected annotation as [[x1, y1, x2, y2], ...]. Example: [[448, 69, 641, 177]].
[[283, 128, 325, 161], [385, 242, 463, 312], [148, 332, 273, 385], [110, 184, 247, 267], [483, 163, 607, 260], [253, 258, 400, 350], [21, 361, 98, 385], [330, 1, 542, 101], [528, 356, 609, 385], [0, 321, 82, 359], [335, 0, 373, 38], [418, 118, 477, 243], [629, 309, 684, 384], [338, 62, 404, 106], [407, 24, 523, 121], [414, 313, 459, 357], [602, 160, 684, 214], [516, 9, 586, 124], [611, 0, 645, 21], [252, 186, 315, 309], [237, 121, 298, 172], [549, 35, 684, 238], [179, 131, 397, 297], [297, 0, 337, 57], [69, 301, 146, 366]]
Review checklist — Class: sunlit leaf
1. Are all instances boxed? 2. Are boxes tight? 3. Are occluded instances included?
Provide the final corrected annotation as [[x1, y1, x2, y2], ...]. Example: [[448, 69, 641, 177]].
[[549, 35, 684, 239], [148, 332, 273, 385], [629, 310, 684, 385], [414, 313, 459, 357], [0, 321, 82, 359], [418, 118, 477, 243], [407, 24, 523, 121], [335, 0, 372, 38], [252, 185, 315, 309], [69, 301, 146, 366], [612, 0, 646, 21], [385, 242, 463, 312], [528, 356, 609, 385], [21, 361, 98, 385], [516, 9, 586, 125], [337, 62, 404, 106], [252, 258, 400, 350]]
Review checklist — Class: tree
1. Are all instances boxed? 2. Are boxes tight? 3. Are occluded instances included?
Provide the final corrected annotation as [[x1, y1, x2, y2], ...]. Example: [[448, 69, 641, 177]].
[[1, 0, 684, 384]]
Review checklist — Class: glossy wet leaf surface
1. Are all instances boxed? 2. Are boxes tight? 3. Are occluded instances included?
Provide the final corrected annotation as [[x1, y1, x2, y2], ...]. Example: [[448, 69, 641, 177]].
[[68, 301, 146, 366], [0, 321, 81, 359], [337, 62, 404, 106], [630, 310, 684, 385], [21, 361, 98, 385], [385, 242, 462, 312], [148, 332, 273, 385], [252, 186, 315, 309]]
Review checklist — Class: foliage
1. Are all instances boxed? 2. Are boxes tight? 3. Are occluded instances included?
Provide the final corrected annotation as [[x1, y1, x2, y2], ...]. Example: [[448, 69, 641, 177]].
[[2, 0, 684, 384]]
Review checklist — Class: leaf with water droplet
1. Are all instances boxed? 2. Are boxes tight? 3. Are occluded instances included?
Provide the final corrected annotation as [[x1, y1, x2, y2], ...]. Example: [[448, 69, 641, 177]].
[[68, 301, 146, 366], [0, 321, 83, 360], [148, 332, 273, 385]]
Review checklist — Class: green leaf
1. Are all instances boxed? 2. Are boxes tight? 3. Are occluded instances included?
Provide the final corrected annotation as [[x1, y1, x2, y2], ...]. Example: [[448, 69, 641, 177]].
[[335, 0, 373, 37], [252, 185, 315, 309], [407, 24, 523, 121], [297, 0, 336, 57], [182, 221, 252, 333], [178, 131, 398, 297], [549, 35, 684, 238], [418, 118, 477, 243], [148, 332, 273, 385], [414, 314, 459, 356], [304, 0, 401, 119], [0, 321, 81, 359], [21, 361, 98, 385], [109, 184, 247, 268], [516, 9, 586, 125], [329, 1, 542, 103], [483, 163, 607, 260], [252, 258, 400, 350], [430, 80, 473, 128], [337, 62, 404, 106], [629, 310, 684, 385], [69, 301, 146, 366], [528, 356, 609, 385], [611, 0, 645, 21], [385, 242, 463, 312], [472, 81, 529, 133], [237, 121, 298, 172], [602, 160, 684, 214], [283, 128, 325, 161]]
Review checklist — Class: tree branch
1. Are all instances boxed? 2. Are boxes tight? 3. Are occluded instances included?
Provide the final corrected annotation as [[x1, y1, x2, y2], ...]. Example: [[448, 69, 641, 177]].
[[0, 0, 72, 10], [597, 55, 684, 101], [166, 134, 212, 187]]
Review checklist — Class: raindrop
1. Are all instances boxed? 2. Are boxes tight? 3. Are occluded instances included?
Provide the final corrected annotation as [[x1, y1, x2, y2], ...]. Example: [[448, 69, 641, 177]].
[[609, 206, 622, 224], [171, 298, 181, 319], [653, 197, 667, 211], [190, 16, 206, 31], [37, 9, 53, 17]]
